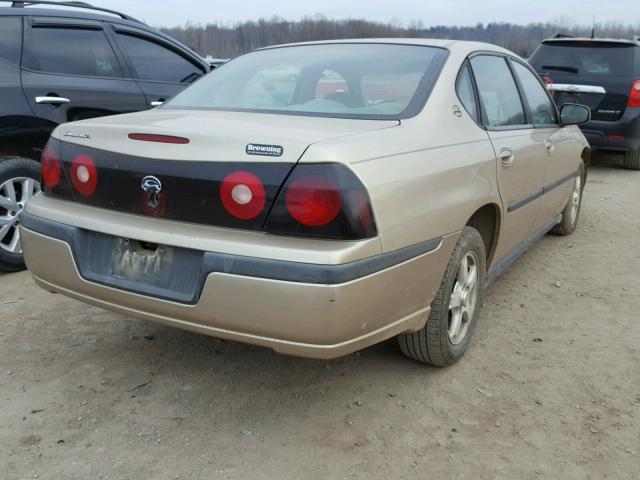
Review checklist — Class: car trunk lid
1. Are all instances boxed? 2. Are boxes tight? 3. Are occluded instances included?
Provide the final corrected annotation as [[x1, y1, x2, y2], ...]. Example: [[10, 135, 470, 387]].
[[56, 109, 399, 163], [46, 110, 398, 232]]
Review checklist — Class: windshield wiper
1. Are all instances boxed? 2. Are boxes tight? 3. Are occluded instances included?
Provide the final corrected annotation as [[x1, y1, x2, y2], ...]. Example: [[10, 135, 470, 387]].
[[541, 65, 579, 74]]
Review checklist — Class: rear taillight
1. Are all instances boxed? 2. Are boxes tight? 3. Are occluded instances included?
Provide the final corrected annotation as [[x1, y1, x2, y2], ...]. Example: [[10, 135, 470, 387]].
[[285, 175, 342, 226], [220, 170, 266, 220], [70, 154, 98, 196], [41, 139, 61, 188], [265, 163, 377, 240], [628, 80, 640, 107]]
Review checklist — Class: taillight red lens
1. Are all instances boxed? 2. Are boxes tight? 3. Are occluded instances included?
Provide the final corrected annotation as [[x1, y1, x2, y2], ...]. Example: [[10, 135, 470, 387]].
[[70, 154, 98, 196], [265, 164, 376, 239], [220, 171, 266, 220], [285, 175, 342, 227], [628, 80, 640, 107], [41, 143, 61, 188], [348, 190, 374, 229]]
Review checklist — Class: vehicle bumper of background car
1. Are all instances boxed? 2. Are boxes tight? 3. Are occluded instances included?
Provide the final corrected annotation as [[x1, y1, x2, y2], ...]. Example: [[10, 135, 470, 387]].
[[581, 107, 640, 153], [19, 213, 456, 359]]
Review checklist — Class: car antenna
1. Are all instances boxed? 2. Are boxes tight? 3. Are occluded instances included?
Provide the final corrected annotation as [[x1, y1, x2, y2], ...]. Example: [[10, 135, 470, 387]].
[[591, 16, 596, 39]]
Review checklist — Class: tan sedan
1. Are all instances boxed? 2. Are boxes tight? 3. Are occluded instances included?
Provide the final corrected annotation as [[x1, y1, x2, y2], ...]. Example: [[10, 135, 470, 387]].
[[20, 39, 591, 366]]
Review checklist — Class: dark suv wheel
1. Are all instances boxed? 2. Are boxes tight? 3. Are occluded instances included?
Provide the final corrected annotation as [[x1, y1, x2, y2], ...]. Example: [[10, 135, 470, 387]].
[[0, 158, 41, 272], [623, 151, 640, 170]]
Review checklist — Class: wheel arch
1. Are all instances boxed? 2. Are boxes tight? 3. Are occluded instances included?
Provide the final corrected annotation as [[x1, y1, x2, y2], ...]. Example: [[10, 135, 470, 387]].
[[581, 146, 591, 182], [0, 115, 58, 162], [581, 146, 591, 167], [465, 202, 502, 267]]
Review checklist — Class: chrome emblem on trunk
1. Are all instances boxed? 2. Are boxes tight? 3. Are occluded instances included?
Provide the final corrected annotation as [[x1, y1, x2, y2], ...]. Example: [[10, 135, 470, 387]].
[[63, 131, 91, 139], [141, 176, 162, 208]]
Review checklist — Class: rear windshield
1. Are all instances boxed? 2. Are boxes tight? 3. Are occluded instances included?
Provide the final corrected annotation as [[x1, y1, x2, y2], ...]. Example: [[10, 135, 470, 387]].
[[530, 42, 635, 76], [164, 43, 448, 119]]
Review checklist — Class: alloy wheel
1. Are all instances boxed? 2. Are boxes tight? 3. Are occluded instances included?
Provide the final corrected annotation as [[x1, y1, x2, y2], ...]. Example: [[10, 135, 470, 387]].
[[569, 175, 582, 226], [0, 177, 40, 254], [448, 251, 479, 345]]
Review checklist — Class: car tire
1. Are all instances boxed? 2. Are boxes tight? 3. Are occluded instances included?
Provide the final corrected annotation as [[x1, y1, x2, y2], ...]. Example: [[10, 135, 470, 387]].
[[397, 226, 486, 366], [623, 151, 640, 170], [551, 163, 585, 236], [0, 157, 41, 272]]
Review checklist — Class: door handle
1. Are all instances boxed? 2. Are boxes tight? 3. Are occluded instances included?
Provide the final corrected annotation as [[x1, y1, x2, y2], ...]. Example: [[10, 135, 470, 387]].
[[499, 148, 515, 166], [545, 140, 555, 155], [150, 100, 165, 107], [35, 96, 71, 105]]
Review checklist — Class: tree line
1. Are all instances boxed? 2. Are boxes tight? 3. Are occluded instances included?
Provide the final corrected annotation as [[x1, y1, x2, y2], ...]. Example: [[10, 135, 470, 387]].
[[161, 16, 640, 59]]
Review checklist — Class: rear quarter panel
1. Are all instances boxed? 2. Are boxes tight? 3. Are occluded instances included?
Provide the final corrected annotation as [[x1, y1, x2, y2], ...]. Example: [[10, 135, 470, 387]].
[[302, 60, 502, 254], [351, 127, 499, 253]]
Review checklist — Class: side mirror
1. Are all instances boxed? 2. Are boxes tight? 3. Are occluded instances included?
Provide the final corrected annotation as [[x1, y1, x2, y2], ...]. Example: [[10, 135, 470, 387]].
[[559, 103, 591, 126]]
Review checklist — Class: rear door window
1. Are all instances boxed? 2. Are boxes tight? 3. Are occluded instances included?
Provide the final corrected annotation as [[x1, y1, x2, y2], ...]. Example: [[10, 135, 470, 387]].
[[470, 55, 527, 127], [456, 63, 478, 121], [23, 26, 123, 77], [511, 61, 557, 125], [0, 17, 22, 64], [115, 33, 204, 84]]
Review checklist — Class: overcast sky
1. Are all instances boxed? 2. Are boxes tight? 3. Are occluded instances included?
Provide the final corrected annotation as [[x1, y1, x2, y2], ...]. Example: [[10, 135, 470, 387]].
[[80, 0, 637, 28]]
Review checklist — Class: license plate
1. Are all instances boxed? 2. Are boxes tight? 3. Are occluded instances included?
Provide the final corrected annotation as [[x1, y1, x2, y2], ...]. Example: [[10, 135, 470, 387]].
[[111, 238, 174, 288], [75, 230, 203, 303]]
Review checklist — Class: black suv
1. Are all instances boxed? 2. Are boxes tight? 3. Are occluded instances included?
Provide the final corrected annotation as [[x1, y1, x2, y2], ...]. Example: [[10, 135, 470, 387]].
[[529, 36, 640, 171], [0, 1, 210, 271]]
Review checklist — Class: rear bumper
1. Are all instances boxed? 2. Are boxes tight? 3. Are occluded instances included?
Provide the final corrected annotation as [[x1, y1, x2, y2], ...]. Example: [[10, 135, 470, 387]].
[[20, 212, 456, 359], [581, 107, 640, 153]]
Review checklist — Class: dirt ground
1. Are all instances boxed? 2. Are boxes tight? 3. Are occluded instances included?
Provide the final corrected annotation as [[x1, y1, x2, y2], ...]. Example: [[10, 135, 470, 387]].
[[1, 162, 639, 480]]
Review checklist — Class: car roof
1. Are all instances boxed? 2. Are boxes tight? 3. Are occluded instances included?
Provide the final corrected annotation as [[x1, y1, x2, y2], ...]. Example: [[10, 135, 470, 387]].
[[541, 37, 640, 46], [256, 38, 517, 57], [0, 5, 201, 57], [0, 4, 140, 23]]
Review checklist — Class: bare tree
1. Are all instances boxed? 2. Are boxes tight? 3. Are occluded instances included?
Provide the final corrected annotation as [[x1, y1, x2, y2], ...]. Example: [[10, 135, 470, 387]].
[[161, 18, 640, 59]]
